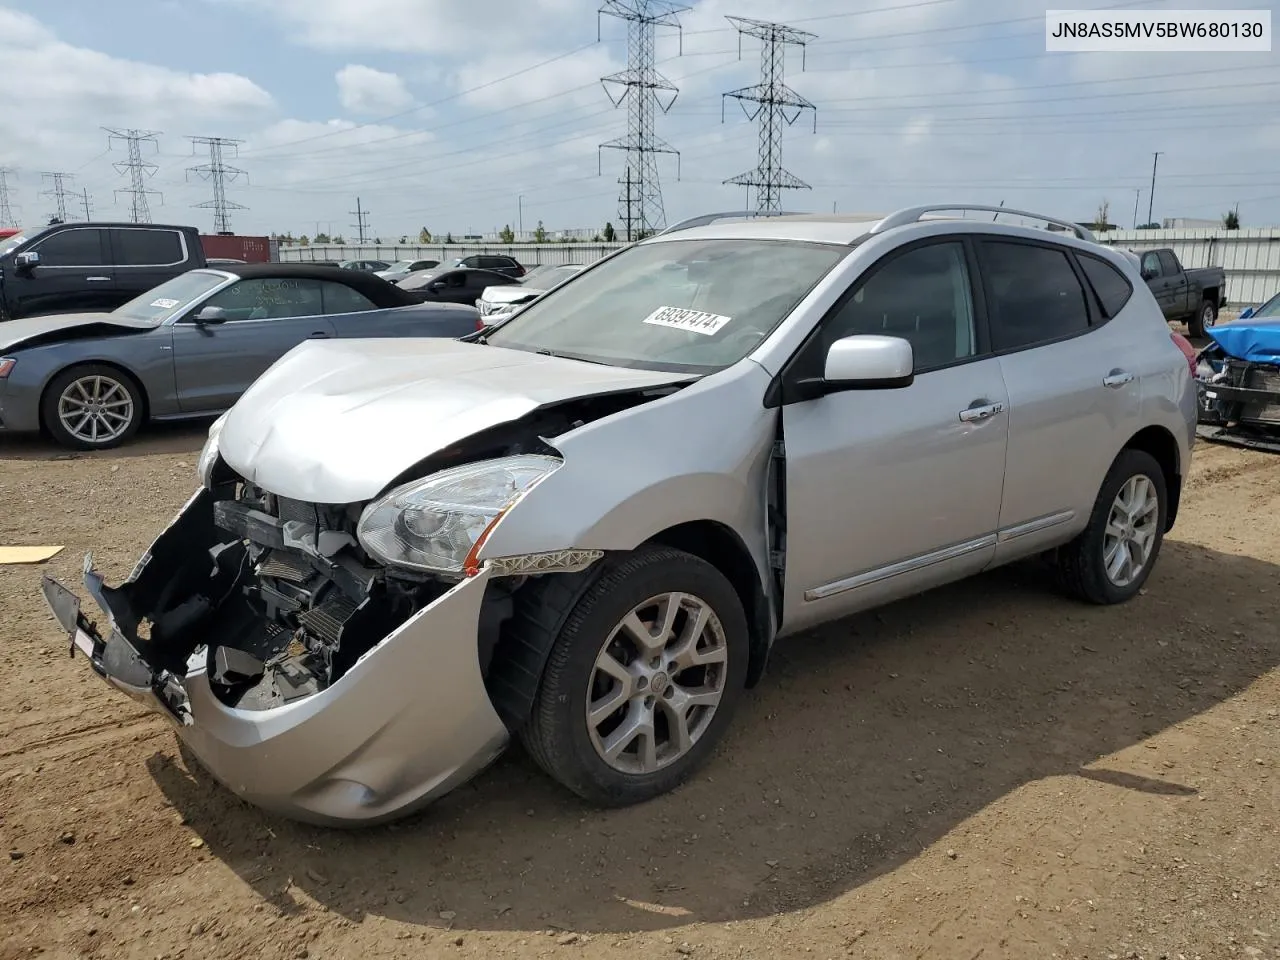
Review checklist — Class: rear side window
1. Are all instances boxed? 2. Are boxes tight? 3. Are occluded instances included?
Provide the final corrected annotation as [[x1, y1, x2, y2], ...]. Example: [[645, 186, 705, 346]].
[[31, 228, 106, 266], [1157, 250, 1180, 275], [112, 228, 184, 266], [1077, 253, 1134, 319], [980, 240, 1091, 352], [320, 281, 376, 314]]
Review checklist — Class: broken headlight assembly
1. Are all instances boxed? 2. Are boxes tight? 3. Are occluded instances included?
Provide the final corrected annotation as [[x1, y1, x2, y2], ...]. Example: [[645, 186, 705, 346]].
[[197, 412, 229, 488], [356, 454, 562, 577]]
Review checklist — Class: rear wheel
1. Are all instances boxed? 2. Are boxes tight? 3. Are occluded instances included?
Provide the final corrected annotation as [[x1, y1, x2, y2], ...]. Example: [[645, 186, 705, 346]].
[[1188, 298, 1217, 338], [41, 364, 144, 451], [1055, 449, 1167, 605], [519, 546, 750, 806]]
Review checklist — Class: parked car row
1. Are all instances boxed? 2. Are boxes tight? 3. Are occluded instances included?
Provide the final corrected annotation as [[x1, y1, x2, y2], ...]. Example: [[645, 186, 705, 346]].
[[40, 204, 1196, 833]]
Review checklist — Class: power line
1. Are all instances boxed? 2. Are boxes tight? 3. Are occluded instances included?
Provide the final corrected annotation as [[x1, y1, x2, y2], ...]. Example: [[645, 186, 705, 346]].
[[350, 197, 371, 244], [187, 136, 248, 234], [0, 168, 17, 226], [104, 128, 163, 223], [40, 172, 74, 224], [722, 16, 818, 215], [598, 0, 689, 240]]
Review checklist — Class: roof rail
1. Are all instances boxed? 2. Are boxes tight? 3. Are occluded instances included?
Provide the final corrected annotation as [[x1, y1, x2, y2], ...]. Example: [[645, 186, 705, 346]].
[[869, 204, 1097, 243], [656, 210, 808, 237]]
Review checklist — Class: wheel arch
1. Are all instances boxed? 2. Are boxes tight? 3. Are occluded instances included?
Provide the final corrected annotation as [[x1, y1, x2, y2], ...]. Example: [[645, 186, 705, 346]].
[[38, 358, 152, 434], [1120, 424, 1181, 531]]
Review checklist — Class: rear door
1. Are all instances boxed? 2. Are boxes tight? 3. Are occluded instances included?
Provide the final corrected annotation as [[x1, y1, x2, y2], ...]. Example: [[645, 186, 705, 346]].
[[109, 227, 192, 304], [979, 238, 1144, 564], [6, 227, 116, 317], [168, 277, 336, 413]]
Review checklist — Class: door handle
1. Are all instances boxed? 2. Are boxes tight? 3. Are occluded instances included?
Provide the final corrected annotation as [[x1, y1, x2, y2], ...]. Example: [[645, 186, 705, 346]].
[[958, 401, 1006, 423], [307, 331, 330, 339], [85, 276, 111, 282], [1103, 371, 1135, 389]]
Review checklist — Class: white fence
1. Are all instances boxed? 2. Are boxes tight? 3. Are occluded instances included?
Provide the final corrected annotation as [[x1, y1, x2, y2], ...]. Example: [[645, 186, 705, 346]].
[[280, 229, 1280, 308]]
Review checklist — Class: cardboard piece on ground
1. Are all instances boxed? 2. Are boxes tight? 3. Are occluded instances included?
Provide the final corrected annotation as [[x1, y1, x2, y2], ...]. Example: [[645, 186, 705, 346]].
[[0, 545, 65, 565]]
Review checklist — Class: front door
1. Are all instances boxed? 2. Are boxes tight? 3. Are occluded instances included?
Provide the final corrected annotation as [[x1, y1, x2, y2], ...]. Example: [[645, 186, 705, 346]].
[[169, 277, 336, 413], [4, 227, 116, 318], [1141, 250, 1177, 320], [779, 237, 1010, 635]]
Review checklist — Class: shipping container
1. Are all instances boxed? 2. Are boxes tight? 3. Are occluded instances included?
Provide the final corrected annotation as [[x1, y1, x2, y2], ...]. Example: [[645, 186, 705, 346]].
[[200, 234, 272, 263]]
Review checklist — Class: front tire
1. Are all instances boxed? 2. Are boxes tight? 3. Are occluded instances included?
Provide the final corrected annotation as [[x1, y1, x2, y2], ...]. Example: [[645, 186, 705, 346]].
[[1188, 298, 1217, 338], [1055, 449, 1167, 605], [41, 364, 144, 451], [519, 545, 750, 807]]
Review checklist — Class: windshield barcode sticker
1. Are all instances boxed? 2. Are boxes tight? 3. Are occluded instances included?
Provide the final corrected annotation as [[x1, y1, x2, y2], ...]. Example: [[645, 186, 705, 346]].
[[150, 298, 180, 309], [642, 305, 732, 336]]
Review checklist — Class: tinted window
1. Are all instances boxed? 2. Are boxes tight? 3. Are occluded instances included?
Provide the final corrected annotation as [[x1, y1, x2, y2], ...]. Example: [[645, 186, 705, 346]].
[[201, 277, 324, 321], [1140, 251, 1161, 278], [320, 281, 376, 314], [1157, 250, 1180, 276], [982, 241, 1091, 351], [31, 228, 106, 266], [824, 241, 976, 372], [112, 228, 184, 266], [467, 270, 503, 288], [1077, 253, 1134, 319], [441, 271, 466, 288]]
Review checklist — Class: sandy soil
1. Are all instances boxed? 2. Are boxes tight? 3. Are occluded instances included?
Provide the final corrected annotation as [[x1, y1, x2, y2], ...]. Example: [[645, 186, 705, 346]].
[[1, 427, 1277, 960]]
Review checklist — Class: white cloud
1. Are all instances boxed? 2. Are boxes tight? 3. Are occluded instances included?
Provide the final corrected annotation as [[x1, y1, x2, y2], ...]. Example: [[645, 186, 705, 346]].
[[335, 64, 414, 115]]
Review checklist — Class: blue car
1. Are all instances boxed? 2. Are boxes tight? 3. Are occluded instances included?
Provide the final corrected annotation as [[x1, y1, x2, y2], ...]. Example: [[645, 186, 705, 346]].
[[1194, 290, 1280, 451], [0, 264, 481, 450]]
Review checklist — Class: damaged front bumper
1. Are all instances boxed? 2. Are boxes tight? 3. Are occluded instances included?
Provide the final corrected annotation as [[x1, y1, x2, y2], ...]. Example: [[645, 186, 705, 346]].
[[1195, 351, 1280, 454], [41, 489, 511, 827]]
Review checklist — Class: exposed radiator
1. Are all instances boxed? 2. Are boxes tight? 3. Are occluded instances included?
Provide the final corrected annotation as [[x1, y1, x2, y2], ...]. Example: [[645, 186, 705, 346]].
[[297, 593, 360, 646]]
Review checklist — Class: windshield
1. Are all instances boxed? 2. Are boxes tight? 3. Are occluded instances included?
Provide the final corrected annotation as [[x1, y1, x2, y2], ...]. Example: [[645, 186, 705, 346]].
[[385, 260, 414, 272], [399, 268, 444, 290], [525, 265, 582, 289], [1252, 291, 1280, 319], [485, 238, 849, 373], [0, 234, 26, 257], [111, 270, 231, 324]]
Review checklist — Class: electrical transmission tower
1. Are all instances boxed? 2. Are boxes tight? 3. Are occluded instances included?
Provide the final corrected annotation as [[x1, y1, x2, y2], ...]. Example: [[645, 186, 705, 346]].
[[41, 172, 75, 224], [80, 188, 94, 222], [0, 168, 17, 226], [721, 16, 817, 215], [350, 197, 370, 244], [187, 136, 247, 234], [597, 0, 689, 241], [104, 127, 163, 223]]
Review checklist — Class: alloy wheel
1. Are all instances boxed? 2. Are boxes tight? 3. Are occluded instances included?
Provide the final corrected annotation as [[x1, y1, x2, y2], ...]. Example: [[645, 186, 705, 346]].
[[1102, 474, 1160, 587], [57, 374, 135, 445]]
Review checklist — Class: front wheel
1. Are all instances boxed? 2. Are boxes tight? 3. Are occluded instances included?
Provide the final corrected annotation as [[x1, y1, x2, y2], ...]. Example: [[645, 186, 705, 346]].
[[519, 545, 750, 807], [1188, 299, 1217, 339], [41, 364, 144, 451], [1055, 449, 1167, 605]]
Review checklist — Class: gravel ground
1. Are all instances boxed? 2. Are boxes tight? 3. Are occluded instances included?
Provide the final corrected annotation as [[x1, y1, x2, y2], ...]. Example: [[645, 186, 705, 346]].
[[1, 425, 1277, 960]]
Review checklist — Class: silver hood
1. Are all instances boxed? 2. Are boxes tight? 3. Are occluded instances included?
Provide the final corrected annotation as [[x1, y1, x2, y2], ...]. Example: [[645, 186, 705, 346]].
[[0, 312, 154, 352], [217, 337, 695, 503]]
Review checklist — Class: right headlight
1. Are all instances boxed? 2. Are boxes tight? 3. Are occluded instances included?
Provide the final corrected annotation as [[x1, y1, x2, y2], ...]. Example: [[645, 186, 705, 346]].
[[356, 454, 562, 576], [196, 412, 229, 488]]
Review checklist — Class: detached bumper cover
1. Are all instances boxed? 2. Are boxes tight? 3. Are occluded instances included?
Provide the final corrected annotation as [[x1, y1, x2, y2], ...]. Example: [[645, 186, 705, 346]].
[[42, 553, 510, 827]]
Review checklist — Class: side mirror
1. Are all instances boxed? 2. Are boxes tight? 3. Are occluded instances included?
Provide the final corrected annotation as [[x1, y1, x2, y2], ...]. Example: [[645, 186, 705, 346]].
[[1239, 306, 1255, 320], [193, 305, 228, 325], [14, 251, 40, 271], [823, 335, 914, 390], [1140, 267, 1156, 281]]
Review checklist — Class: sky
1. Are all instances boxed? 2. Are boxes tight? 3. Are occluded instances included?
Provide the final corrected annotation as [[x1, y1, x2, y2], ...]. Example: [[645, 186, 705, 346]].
[[0, 0, 1277, 240]]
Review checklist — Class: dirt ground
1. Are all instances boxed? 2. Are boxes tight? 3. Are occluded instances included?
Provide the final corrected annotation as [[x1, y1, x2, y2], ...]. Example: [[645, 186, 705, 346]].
[[1, 426, 1277, 960]]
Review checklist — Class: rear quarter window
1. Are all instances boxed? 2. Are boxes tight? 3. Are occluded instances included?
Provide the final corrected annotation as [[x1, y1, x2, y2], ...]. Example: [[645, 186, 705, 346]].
[[1076, 253, 1134, 319]]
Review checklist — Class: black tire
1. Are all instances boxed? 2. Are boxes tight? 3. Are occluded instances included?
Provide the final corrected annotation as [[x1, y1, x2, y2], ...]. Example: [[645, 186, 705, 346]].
[[518, 545, 750, 807], [41, 363, 144, 451], [1187, 298, 1217, 339], [1055, 448, 1167, 605]]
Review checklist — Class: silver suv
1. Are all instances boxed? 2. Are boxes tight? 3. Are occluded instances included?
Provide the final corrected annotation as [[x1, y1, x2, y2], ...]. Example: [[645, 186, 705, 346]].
[[43, 205, 1197, 826]]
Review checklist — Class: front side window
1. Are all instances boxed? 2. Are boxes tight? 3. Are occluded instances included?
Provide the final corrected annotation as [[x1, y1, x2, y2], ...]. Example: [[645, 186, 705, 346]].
[[1252, 292, 1280, 319], [200, 277, 324, 321], [981, 240, 1091, 352], [1141, 251, 1161, 278], [111, 228, 183, 266], [31, 228, 106, 266], [320, 281, 376, 315], [822, 241, 976, 372], [485, 238, 849, 373]]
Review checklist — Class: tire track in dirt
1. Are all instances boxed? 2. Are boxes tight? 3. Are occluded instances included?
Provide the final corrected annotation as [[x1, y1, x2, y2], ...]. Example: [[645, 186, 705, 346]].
[[0, 712, 161, 767]]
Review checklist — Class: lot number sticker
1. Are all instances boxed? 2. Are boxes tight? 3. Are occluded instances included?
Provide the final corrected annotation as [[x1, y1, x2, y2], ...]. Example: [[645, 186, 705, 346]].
[[150, 298, 180, 309], [642, 305, 732, 336]]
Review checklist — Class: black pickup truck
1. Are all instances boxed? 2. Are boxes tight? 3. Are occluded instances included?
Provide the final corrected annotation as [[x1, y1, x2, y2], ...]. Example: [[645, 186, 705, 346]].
[[1134, 247, 1227, 338], [0, 222, 208, 322]]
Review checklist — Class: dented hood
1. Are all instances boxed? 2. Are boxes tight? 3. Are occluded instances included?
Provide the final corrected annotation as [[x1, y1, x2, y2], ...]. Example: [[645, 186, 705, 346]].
[[217, 337, 694, 503], [0, 312, 154, 353]]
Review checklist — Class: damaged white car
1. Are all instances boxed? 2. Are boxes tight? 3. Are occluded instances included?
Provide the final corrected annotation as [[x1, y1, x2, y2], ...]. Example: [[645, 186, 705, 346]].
[[43, 205, 1197, 826]]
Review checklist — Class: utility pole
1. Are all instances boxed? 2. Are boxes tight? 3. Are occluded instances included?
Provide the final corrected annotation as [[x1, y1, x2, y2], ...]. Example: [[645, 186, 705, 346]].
[[1147, 151, 1162, 228], [0, 168, 17, 226], [104, 127, 163, 223], [518, 194, 524, 239], [187, 136, 247, 234], [40, 172, 74, 224], [80, 188, 93, 222], [598, 0, 689, 239], [1132, 187, 1141, 230], [350, 197, 370, 244], [722, 16, 818, 215]]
